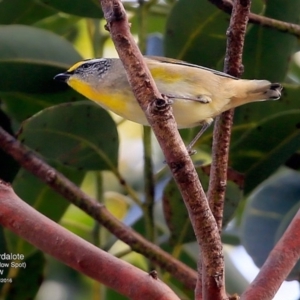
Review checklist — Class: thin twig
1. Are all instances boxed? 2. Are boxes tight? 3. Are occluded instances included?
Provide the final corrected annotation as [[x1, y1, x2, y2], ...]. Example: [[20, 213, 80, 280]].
[[241, 209, 300, 300], [142, 126, 156, 245], [0, 127, 197, 289], [99, 1, 227, 299], [208, 0, 300, 37]]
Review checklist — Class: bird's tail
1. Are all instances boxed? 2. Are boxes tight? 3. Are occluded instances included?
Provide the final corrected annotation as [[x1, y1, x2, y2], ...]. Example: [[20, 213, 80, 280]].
[[230, 80, 282, 108]]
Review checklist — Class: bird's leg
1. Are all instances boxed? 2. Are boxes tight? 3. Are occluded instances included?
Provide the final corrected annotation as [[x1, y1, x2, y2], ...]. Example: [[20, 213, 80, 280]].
[[186, 118, 213, 155]]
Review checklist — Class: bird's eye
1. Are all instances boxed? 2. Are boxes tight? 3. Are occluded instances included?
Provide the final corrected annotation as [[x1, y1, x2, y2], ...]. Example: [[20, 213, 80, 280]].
[[73, 62, 93, 74], [80, 63, 92, 70]]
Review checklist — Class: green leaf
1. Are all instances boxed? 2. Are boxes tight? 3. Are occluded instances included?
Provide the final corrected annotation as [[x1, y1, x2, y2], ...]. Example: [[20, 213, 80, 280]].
[[0, 62, 72, 94], [0, 25, 80, 64], [241, 168, 300, 273], [163, 166, 242, 244], [18, 101, 119, 170], [165, 0, 299, 79], [6, 251, 45, 300], [0, 25, 81, 94], [163, 180, 196, 244], [0, 0, 56, 25], [231, 110, 300, 193], [0, 25, 83, 122], [164, 0, 228, 68], [2, 91, 83, 123], [38, 0, 103, 18], [242, 0, 300, 81], [227, 85, 300, 194]]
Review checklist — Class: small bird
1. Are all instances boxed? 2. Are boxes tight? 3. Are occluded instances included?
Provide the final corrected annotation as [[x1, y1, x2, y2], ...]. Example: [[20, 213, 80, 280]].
[[54, 56, 282, 148]]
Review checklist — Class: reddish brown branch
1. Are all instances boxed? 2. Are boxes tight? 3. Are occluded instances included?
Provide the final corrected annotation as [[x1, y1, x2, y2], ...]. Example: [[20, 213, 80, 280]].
[[99, 1, 226, 299], [209, 0, 300, 37], [206, 0, 251, 297], [0, 181, 179, 300], [207, 0, 251, 229], [0, 127, 196, 289], [241, 209, 300, 300]]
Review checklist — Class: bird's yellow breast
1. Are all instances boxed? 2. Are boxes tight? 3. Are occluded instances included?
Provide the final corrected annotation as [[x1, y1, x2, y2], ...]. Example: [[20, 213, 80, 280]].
[[68, 77, 127, 113], [68, 77, 149, 125]]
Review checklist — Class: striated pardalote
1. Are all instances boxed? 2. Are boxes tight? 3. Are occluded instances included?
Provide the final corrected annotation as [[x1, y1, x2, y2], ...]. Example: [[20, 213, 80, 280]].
[[54, 56, 282, 147]]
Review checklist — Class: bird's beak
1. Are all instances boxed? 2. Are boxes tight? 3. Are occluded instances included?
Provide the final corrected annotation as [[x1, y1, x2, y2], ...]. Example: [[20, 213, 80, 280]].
[[53, 73, 70, 82]]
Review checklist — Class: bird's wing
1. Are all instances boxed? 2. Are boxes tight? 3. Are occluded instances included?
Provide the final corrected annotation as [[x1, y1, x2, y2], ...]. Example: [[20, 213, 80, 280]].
[[145, 56, 238, 80]]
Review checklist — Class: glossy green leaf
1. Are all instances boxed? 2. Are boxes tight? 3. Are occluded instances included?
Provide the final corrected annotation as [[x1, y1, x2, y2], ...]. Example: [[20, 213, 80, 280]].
[[163, 167, 242, 244], [38, 0, 103, 18], [241, 168, 300, 274], [231, 110, 300, 193], [0, 25, 82, 122], [242, 0, 300, 81], [0, 62, 71, 94], [0, 25, 80, 63], [0, 25, 81, 94], [164, 0, 228, 68], [165, 0, 299, 78], [228, 84, 300, 194], [6, 251, 45, 300], [0, 0, 56, 25], [163, 175, 203, 245], [2, 91, 82, 123], [18, 101, 119, 170]]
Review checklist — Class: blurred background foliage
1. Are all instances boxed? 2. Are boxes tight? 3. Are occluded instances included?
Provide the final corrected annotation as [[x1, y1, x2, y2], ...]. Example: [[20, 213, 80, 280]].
[[0, 0, 300, 299]]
